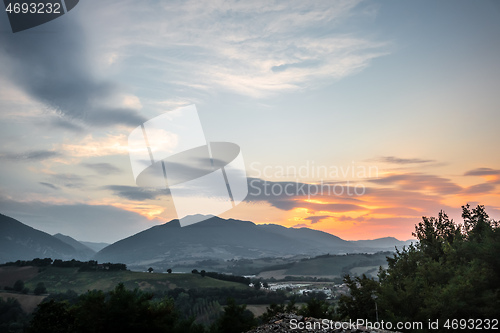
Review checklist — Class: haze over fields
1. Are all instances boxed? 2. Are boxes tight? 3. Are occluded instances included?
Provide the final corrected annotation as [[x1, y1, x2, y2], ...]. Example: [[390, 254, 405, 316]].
[[0, 0, 499, 244]]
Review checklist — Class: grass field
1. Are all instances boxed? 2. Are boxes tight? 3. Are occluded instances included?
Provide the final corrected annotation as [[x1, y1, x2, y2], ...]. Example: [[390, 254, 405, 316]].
[[21, 267, 248, 294], [349, 265, 383, 278], [0, 266, 39, 288], [259, 252, 391, 278], [0, 291, 46, 313], [246, 304, 269, 317]]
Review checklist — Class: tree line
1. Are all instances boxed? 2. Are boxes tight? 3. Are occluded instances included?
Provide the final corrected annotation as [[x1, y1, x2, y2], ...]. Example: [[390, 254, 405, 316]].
[[1, 259, 127, 272]]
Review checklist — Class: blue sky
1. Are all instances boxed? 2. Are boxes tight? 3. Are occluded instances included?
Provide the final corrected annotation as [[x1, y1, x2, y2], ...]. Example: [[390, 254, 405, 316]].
[[0, 0, 499, 242]]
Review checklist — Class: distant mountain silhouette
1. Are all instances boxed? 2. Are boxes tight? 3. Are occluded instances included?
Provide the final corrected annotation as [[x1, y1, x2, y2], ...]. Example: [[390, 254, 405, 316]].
[[94, 216, 409, 269], [0, 213, 413, 268], [351, 237, 415, 251], [79, 241, 110, 253], [0, 213, 77, 263], [53, 233, 96, 260]]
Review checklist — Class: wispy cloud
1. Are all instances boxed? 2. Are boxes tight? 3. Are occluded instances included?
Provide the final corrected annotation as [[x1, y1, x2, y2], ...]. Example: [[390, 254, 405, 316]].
[[462, 183, 496, 195], [464, 168, 500, 184], [0, 150, 61, 161], [50, 118, 85, 132], [82, 163, 122, 175], [369, 173, 462, 195], [376, 156, 435, 164], [464, 168, 500, 176], [304, 215, 331, 224], [90, 0, 387, 98], [50, 173, 86, 189], [104, 185, 169, 201], [39, 182, 59, 190], [59, 134, 129, 157]]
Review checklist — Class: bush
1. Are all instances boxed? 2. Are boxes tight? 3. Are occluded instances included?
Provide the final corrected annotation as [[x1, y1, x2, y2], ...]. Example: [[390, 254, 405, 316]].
[[34, 283, 47, 295], [13, 280, 24, 292]]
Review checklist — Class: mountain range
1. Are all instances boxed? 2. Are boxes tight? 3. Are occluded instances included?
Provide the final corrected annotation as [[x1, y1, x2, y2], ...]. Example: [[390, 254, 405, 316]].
[[94, 215, 414, 270], [0, 213, 414, 269]]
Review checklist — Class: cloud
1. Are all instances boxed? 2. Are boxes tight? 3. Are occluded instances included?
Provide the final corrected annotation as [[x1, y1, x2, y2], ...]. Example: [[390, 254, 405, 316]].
[[50, 173, 86, 189], [0, 11, 145, 128], [50, 118, 84, 132], [336, 215, 366, 222], [376, 156, 435, 164], [84, 108, 145, 127], [0, 150, 61, 161], [82, 163, 122, 175], [304, 215, 331, 224], [104, 185, 169, 201], [360, 187, 457, 216], [90, 0, 387, 98], [39, 182, 59, 190], [369, 173, 462, 195], [370, 206, 422, 217], [301, 202, 365, 213], [464, 168, 500, 184], [464, 168, 500, 176], [462, 183, 496, 195], [246, 177, 364, 211], [292, 223, 309, 228], [59, 134, 129, 157]]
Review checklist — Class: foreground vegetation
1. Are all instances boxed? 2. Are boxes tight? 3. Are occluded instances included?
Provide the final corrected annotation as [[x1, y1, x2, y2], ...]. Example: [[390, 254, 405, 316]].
[[1, 204, 498, 332], [338, 204, 500, 332]]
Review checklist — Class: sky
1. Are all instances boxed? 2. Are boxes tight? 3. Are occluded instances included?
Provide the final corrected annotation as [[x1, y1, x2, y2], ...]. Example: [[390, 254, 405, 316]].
[[0, 0, 499, 243]]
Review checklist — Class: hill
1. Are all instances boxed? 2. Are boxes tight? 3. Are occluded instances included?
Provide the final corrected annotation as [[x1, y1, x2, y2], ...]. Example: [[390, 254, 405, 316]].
[[94, 216, 357, 270], [94, 216, 407, 272], [0, 213, 77, 263], [8, 266, 247, 294], [79, 241, 110, 252], [256, 252, 391, 280], [53, 233, 96, 260]]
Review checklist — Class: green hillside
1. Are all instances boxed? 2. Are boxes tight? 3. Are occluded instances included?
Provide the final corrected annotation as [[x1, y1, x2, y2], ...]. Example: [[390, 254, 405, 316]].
[[261, 252, 391, 278], [17, 267, 248, 294]]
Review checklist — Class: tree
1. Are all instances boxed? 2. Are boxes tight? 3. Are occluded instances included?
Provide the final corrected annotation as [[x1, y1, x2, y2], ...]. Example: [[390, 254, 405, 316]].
[[30, 283, 204, 333], [13, 280, 24, 292], [211, 298, 256, 333], [29, 299, 74, 333], [148, 267, 154, 273], [337, 274, 379, 321], [34, 282, 47, 295], [378, 204, 500, 326], [299, 297, 334, 319], [0, 297, 28, 332], [167, 268, 172, 274], [200, 270, 206, 277], [261, 303, 285, 322], [285, 297, 298, 314], [191, 269, 199, 274], [252, 280, 261, 290]]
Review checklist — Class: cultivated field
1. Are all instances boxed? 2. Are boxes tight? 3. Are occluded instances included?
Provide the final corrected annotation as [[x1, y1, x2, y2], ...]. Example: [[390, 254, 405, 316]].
[[0, 266, 248, 295]]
